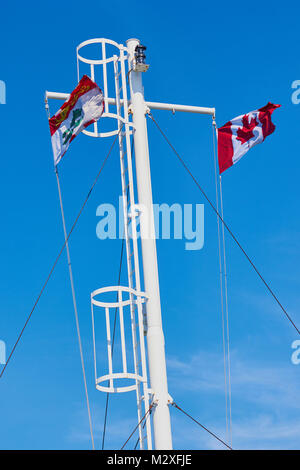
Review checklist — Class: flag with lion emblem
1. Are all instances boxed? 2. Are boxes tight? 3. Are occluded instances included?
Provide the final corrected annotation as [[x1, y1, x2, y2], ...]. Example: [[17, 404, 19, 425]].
[[49, 75, 104, 165]]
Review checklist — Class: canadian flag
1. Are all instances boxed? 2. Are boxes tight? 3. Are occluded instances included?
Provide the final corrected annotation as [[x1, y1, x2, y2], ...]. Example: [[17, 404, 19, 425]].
[[217, 102, 280, 174]]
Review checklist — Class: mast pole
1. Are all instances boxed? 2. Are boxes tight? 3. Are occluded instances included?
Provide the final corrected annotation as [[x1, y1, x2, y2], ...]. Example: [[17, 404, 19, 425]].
[[126, 38, 173, 450]]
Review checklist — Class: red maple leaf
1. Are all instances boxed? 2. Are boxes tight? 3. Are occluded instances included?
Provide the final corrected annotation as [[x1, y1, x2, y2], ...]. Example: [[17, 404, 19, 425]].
[[236, 114, 258, 145]]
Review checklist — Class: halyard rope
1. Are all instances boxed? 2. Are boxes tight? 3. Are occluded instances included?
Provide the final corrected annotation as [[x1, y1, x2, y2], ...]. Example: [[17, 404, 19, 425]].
[[55, 166, 95, 449], [218, 171, 233, 447], [212, 118, 232, 446]]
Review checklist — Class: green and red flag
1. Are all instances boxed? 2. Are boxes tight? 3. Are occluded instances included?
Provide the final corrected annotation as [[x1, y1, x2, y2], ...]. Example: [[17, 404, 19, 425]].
[[49, 75, 104, 165]]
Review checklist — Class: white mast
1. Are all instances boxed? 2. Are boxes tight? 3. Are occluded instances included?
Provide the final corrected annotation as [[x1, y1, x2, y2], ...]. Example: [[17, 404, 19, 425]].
[[45, 36, 215, 450], [127, 38, 173, 450]]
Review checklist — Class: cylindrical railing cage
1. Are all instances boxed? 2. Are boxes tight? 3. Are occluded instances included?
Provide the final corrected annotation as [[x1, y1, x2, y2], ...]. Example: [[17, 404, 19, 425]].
[[91, 285, 148, 393], [76, 38, 133, 138]]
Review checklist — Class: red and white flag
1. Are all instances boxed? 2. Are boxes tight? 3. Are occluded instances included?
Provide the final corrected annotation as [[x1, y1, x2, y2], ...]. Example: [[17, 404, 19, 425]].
[[49, 75, 104, 165], [217, 102, 280, 174]]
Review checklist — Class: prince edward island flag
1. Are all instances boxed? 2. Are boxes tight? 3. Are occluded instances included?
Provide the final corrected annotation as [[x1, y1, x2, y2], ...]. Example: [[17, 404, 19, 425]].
[[49, 75, 104, 165]]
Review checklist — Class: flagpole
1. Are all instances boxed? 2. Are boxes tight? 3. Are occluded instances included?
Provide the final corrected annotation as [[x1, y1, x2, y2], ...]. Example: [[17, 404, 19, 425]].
[[212, 118, 229, 443]]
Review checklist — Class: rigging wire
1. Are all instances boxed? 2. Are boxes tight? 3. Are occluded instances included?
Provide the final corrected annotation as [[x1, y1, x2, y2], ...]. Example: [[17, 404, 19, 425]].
[[55, 167, 95, 450], [147, 112, 300, 336], [0, 125, 123, 380], [211, 119, 230, 445], [120, 403, 154, 450], [133, 405, 153, 450], [172, 402, 232, 450]]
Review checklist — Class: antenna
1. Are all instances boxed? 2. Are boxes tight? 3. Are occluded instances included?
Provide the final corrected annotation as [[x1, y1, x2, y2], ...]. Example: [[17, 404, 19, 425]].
[[46, 37, 215, 451]]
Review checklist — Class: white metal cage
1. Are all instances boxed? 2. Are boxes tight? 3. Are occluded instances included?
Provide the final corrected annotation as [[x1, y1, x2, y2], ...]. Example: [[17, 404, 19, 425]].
[[91, 285, 148, 393], [76, 38, 133, 139]]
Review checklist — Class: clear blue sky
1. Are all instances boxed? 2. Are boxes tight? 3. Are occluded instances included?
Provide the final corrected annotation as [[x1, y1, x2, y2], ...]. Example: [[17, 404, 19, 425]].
[[0, 0, 299, 450]]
